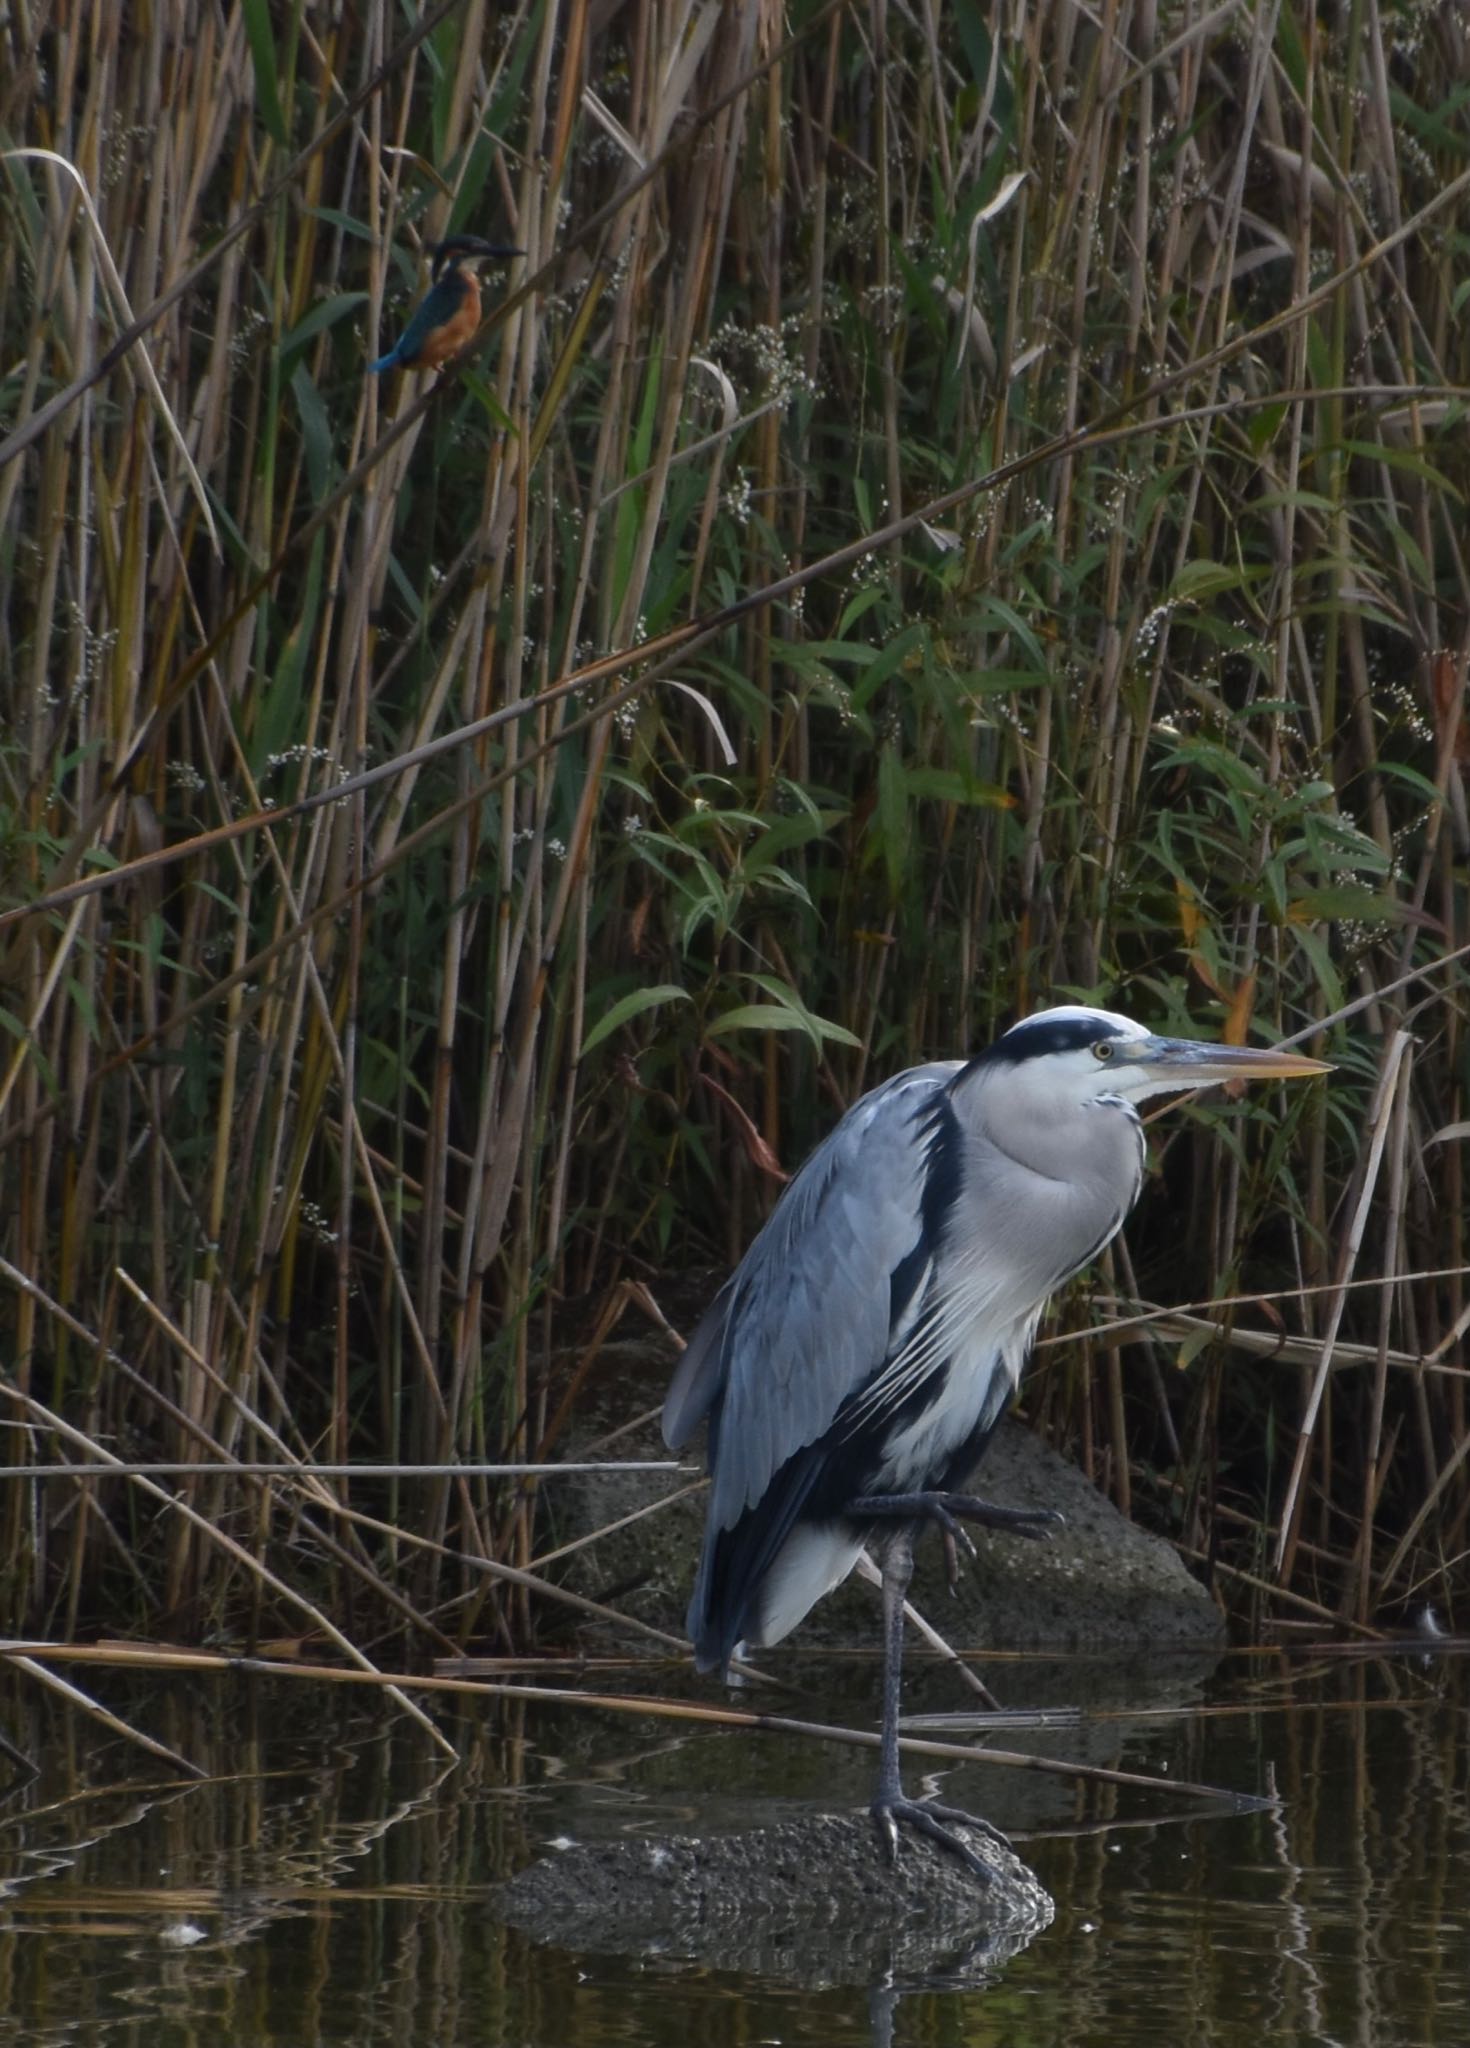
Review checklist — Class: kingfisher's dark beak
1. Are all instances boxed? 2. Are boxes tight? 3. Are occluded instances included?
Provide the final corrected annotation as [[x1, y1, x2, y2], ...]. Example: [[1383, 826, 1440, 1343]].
[[432, 235, 523, 263]]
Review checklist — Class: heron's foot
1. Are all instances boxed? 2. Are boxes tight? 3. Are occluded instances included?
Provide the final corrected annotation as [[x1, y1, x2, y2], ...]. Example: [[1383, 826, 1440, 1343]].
[[942, 1491, 1064, 1538], [852, 1490, 1061, 1591], [870, 1790, 1013, 1885], [852, 1488, 1062, 1539]]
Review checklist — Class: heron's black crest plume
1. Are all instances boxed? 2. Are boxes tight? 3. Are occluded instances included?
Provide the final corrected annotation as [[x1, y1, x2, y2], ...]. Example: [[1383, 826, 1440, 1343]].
[[968, 1011, 1123, 1067]]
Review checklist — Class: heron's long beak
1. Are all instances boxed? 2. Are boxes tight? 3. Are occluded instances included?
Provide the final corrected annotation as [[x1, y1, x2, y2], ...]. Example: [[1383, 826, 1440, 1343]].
[[1129, 1036, 1332, 1090]]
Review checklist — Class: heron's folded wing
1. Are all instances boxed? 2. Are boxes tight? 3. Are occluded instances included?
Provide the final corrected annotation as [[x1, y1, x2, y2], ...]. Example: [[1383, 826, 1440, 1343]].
[[661, 1281, 735, 1449], [682, 1064, 961, 1534]]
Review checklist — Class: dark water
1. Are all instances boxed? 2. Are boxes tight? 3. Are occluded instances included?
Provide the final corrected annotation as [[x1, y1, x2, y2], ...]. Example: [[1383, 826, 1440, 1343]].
[[0, 1645, 1465, 2046]]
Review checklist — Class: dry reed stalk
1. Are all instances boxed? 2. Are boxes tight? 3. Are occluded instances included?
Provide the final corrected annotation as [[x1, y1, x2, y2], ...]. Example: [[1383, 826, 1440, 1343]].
[[2, 1651, 203, 1778], [0, 1351, 451, 1754], [0, 1638, 1264, 1814], [1274, 1029, 1414, 1579]]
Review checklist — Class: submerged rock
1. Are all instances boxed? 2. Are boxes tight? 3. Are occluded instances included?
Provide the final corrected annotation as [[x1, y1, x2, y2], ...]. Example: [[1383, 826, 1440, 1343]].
[[492, 1809, 1053, 1987]]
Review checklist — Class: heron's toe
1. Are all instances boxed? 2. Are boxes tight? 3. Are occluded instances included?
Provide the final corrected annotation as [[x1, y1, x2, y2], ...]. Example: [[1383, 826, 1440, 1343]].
[[868, 1794, 1007, 1885]]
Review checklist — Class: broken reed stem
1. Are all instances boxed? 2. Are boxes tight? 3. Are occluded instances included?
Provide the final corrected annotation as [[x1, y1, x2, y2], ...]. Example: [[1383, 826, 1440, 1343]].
[[0, 1461, 691, 1480], [4, 1653, 203, 1779], [0, 1379, 454, 1758], [1274, 1029, 1414, 1580], [1173, 1542, 1385, 1639], [0, 1641, 1267, 1815]]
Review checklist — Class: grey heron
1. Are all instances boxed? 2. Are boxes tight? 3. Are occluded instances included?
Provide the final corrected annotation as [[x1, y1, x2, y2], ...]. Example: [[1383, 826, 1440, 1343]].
[[663, 1004, 1328, 1879]]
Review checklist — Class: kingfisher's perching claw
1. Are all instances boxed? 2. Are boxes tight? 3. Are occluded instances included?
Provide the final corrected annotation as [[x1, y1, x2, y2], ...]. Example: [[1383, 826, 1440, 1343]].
[[369, 235, 520, 375]]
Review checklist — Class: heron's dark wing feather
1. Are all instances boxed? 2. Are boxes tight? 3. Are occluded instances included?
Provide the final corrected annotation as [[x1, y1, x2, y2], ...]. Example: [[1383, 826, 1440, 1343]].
[[692, 1063, 961, 1537]]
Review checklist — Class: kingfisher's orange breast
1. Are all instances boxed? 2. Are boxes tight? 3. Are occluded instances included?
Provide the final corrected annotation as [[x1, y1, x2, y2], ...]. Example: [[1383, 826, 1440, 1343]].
[[419, 275, 482, 369]]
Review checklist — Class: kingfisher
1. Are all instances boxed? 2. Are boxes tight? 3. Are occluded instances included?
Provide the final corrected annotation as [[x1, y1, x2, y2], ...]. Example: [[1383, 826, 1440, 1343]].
[[368, 235, 520, 375]]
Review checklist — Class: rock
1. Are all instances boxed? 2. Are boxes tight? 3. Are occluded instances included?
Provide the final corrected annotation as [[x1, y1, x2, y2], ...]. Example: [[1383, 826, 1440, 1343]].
[[491, 1810, 1053, 1987], [913, 1418, 1226, 1650], [544, 1349, 1223, 1654]]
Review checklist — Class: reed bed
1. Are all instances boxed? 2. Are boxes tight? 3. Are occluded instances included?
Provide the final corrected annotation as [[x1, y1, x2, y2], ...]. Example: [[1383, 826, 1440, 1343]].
[[1, 0, 1467, 1696]]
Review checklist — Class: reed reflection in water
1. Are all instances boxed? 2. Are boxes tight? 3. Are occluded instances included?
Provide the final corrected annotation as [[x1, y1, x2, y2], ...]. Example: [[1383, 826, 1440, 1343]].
[[0, 1649, 1463, 2046]]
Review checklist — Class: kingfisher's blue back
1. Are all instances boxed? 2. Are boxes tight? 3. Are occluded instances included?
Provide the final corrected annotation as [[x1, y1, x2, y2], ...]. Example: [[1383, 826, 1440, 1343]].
[[368, 269, 473, 374]]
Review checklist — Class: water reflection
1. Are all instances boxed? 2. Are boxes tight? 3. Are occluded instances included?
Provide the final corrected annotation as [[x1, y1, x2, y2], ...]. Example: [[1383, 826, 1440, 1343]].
[[0, 1648, 1463, 2046]]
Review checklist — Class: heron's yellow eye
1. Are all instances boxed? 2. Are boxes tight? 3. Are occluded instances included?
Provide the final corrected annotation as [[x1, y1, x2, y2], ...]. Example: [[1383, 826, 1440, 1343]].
[[1093, 1041, 1114, 1061]]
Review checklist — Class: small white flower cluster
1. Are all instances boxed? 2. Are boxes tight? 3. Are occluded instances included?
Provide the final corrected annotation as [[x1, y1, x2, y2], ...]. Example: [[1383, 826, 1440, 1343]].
[[582, 129, 632, 170], [1136, 600, 1178, 656], [1347, 165, 1382, 240], [860, 280, 906, 335], [723, 468, 753, 525], [1375, 675, 1432, 744], [968, 490, 998, 546], [228, 308, 271, 369], [297, 1198, 338, 1248], [1336, 908, 1394, 957], [846, 550, 889, 593], [167, 760, 207, 792], [1390, 821, 1417, 885], [103, 123, 155, 191], [1386, 0, 1432, 62], [265, 743, 339, 774], [607, 238, 637, 295], [755, 318, 820, 403], [1397, 132, 1435, 187], [82, 624, 120, 680], [709, 315, 819, 407], [971, 701, 1034, 743]]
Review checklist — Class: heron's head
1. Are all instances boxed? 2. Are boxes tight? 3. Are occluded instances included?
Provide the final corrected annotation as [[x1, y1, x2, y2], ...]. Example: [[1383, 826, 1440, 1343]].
[[981, 1004, 1330, 1109], [430, 235, 523, 280]]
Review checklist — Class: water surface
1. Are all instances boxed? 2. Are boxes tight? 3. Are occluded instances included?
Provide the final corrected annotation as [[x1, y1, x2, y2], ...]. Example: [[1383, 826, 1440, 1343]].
[[0, 1644, 1463, 2046]]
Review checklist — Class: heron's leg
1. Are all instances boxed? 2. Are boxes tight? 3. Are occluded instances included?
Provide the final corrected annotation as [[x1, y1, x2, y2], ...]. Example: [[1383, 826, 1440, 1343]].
[[850, 1489, 1062, 1593], [869, 1529, 1010, 1885], [852, 1489, 1061, 1535]]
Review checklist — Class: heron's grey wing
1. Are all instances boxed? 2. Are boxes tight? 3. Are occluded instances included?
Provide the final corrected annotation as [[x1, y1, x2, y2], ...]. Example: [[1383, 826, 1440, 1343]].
[[662, 1284, 734, 1450], [695, 1063, 961, 1536]]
